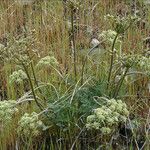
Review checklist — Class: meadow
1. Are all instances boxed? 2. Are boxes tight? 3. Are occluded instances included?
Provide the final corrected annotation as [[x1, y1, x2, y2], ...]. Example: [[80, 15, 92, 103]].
[[0, 0, 150, 149]]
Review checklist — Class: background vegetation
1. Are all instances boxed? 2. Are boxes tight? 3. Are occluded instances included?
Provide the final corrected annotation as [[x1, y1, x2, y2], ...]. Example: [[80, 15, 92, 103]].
[[0, 0, 150, 149]]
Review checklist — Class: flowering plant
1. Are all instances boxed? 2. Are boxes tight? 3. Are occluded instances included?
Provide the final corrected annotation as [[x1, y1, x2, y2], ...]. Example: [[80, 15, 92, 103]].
[[86, 99, 129, 135], [104, 14, 140, 34], [9, 70, 27, 84], [36, 56, 58, 69], [0, 100, 18, 126], [17, 112, 46, 137]]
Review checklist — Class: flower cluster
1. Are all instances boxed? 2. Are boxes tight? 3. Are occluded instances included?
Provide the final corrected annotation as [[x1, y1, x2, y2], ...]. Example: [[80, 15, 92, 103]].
[[137, 56, 150, 76], [0, 100, 18, 125], [121, 54, 150, 74], [18, 112, 45, 137], [86, 99, 129, 135], [99, 30, 121, 45], [36, 56, 58, 69], [9, 70, 27, 84], [0, 33, 38, 64], [104, 14, 140, 34]]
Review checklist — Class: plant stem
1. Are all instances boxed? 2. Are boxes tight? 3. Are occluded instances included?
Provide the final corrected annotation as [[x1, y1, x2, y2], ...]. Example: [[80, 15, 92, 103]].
[[107, 33, 119, 90], [21, 63, 44, 111], [113, 67, 129, 98], [26, 50, 47, 103]]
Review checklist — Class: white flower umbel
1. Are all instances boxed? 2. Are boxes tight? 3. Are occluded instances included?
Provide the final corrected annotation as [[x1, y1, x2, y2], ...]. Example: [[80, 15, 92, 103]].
[[137, 56, 150, 76], [86, 98, 129, 135], [0, 100, 18, 126], [9, 70, 27, 84], [36, 56, 58, 69], [18, 112, 46, 137]]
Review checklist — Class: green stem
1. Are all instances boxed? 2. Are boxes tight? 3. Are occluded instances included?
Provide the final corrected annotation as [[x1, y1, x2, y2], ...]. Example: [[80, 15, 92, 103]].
[[80, 56, 87, 85], [113, 67, 129, 98], [107, 33, 119, 90], [30, 61, 47, 102], [26, 51, 40, 87], [22, 63, 44, 111], [26, 50, 47, 103]]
